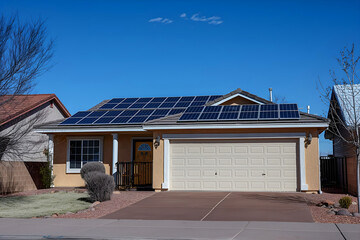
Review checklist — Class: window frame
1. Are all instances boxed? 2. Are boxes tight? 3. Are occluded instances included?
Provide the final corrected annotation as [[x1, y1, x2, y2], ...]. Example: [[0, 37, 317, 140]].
[[66, 136, 104, 173]]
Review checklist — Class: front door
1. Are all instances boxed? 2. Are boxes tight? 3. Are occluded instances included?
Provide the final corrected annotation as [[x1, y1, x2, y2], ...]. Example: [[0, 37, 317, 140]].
[[132, 140, 153, 187]]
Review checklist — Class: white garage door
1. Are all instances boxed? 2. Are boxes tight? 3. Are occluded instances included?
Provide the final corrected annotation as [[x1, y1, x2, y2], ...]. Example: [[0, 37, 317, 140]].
[[170, 140, 297, 192]]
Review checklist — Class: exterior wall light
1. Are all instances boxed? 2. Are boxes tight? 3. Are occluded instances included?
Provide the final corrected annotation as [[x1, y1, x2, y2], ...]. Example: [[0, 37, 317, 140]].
[[154, 136, 161, 149], [305, 133, 312, 147]]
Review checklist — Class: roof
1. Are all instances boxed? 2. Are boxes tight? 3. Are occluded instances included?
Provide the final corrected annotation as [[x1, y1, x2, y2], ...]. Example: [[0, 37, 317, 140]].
[[206, 88, 272, 106], [35, 88, 329, 133], [333, 84, 360, 126], [0, 94, 71, 126]]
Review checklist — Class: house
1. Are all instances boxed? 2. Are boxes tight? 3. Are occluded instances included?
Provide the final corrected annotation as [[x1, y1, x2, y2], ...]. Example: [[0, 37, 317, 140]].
[[0, 94, 70, 193], [36, 88, 329, 192], [324, 84, 360, 195]]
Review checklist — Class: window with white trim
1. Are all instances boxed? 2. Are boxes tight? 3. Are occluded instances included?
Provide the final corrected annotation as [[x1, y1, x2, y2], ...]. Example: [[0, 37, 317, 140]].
[[67, 138, 102, 173]]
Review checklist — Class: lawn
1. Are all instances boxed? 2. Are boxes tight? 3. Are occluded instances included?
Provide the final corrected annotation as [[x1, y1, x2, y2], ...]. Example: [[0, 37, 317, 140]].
[[0, 191, 91, 218]]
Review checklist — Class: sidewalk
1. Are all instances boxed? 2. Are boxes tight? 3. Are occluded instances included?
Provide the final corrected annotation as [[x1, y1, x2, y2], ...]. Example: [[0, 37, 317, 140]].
[[0, 218, 359, 240]]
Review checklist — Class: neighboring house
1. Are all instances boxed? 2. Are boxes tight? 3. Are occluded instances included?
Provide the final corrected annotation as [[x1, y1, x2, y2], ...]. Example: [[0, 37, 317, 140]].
[[0, 94, 70, 193], [36, 88, 329, 193], [325, 85, 360, 195]]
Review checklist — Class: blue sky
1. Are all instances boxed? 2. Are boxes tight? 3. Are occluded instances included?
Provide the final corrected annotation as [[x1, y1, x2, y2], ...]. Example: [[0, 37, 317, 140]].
[[1, 0, 360, 154]]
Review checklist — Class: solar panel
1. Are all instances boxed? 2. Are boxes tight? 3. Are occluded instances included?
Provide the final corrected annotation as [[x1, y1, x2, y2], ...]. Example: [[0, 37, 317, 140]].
[[150, 97, 166, 103], [218, 105, 240, 120], [239, 111, 259, 119], [260, 104, 278, 111], [202, 106, 222, 113], [129, 103, 147, 109], [104, 110, 123, 117], [164, 97, 180, 102], [180, 96, 195, 101], [159, 102, 176, 108], [174, 102, 192, 108], [259, 111, 278, 119], [72, 111, 91, 118], [194, 96, 209, 101], [169, 108, 185, 115], [120, 110, 138, 116], [122, 98, 138, 103], [107, 98, 124, 104], [112, 116, 131, 123], [135, 97, 152, 103], [61, 117, 82, 124], [208, 95, 222, 101], [94, 117, 115, 124], [280, 111, 300, 119], [222, 105, 241, 112], [153, 109, 171, 115], [280, 104, 298, 111], [77, 117, 98, 124], [114, 103, 131, 109], [184, 106, 204, 113], [135, 109, 154, 116], [128, 116, 148, 123], [146, 115, 166, 122], [144, 102, 162, 108], [99, 103, 117, 109], [88, 111, 106, 117], [242, 105, 259, 112], [190, 101, 207, 106]]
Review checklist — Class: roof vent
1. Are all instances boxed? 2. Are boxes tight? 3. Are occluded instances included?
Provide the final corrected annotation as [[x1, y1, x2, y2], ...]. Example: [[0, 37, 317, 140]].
[[269, 88, 273, 102]]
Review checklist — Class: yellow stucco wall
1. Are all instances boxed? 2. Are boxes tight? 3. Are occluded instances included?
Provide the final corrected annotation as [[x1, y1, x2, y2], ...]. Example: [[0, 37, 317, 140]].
[[52, 128, 323, 192], [52, 133, 152, 187]]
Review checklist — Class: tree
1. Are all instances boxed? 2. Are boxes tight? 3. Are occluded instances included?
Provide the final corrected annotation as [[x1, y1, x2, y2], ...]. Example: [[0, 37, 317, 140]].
[[0, 14, 53, 160], [320, 44, 360, 212]]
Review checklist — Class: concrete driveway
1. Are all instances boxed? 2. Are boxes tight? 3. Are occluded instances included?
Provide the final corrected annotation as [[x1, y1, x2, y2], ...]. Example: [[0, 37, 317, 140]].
[[102, 192, 314, 222]]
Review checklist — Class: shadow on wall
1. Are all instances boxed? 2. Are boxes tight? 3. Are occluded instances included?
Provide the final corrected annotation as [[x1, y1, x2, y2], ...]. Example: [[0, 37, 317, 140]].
[[0, 161, 42, 194]]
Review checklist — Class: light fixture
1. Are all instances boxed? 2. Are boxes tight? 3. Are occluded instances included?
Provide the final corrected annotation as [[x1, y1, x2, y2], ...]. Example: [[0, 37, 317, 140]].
[[154, 135, 161, 149], [305, 133, 312, 146]]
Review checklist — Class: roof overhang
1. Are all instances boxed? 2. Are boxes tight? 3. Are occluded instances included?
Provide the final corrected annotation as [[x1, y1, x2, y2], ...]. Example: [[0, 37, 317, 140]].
[[143, 122, 329, 130], [35, 127, 146, 133]]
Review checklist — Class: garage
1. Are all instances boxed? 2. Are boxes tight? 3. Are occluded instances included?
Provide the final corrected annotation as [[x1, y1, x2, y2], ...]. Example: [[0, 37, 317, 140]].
[[169, 140, 298, 192]]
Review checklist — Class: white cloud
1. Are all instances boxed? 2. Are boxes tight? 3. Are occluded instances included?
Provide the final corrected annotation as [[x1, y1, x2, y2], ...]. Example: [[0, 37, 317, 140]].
[[180, 13, 186, 18], [148, 17, 173, 24], [189, 13, 223, 25]]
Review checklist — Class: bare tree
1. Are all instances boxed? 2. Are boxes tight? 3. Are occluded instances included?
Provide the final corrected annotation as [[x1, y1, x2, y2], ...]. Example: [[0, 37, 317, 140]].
[[320, 44, 360, 212], [0, 14, 53, 160]]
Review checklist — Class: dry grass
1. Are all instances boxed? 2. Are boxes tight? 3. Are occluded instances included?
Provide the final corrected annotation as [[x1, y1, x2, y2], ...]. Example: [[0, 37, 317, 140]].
[[0, 192, 91, 218]]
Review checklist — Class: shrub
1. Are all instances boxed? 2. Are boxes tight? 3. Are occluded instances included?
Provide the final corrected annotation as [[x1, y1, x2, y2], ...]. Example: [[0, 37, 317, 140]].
[[339, 196, 352, 209], [84, 171, 115, 202], [80, 162, 105, 180], [39, 160, 54, 188]]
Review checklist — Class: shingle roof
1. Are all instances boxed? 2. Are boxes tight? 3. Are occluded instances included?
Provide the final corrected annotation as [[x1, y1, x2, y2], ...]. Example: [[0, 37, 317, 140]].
[[0, 94, 70, 126], [206, 88, 272, 106], [333, 84, 360, 126]]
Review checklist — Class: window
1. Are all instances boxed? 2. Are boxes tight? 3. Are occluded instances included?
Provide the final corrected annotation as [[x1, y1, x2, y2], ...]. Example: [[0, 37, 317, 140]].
[[67, 138, 103, 173]]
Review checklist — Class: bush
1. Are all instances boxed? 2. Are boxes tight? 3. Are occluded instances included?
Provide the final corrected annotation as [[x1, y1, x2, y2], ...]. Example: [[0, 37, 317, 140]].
[[339, 196, 352, 209], [39, 160, 54, 188], [80, 162, 105, 179], [83, 171, 115, 202]]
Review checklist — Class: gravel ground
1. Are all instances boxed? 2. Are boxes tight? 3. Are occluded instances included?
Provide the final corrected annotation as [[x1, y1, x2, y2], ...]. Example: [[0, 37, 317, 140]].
[[304, 193, 360, 224], [56, 191, 155, 219]]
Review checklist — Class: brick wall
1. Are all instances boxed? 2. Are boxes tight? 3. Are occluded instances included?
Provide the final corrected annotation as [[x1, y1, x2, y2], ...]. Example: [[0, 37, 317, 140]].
[[0, 161, 45, 194]]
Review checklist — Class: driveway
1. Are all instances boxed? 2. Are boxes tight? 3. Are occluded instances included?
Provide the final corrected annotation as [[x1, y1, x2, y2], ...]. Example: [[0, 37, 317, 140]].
[[102, 192, 314, 222]]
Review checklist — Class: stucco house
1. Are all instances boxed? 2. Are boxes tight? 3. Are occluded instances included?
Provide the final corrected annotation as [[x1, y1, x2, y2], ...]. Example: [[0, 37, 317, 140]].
[[36, 88, 329, 193], [325, 84, 360, 195], [0, 94, 70, 193]]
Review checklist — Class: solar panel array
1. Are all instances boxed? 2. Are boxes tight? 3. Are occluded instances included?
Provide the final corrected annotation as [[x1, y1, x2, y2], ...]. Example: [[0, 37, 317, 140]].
[[60, 95, 222, 125], [178, 104, 300, 121]]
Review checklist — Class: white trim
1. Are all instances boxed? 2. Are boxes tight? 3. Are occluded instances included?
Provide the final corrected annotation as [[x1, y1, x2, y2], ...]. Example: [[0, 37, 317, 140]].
[[163, 133, 306, 139], [66, 136, 104, 174], [144, 123, 329, 130], [299, 137, 308, 191], [162, 139, 170, 189], [112, 134, 118, 176], [48, 134, 54, 187], [35, 127, 145, 133], [211, 93, 264, 105], [162, 133, 309, 192]]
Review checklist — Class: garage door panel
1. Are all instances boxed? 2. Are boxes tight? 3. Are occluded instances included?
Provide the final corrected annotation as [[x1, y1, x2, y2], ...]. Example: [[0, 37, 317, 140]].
[[170, 141, 297, 192]]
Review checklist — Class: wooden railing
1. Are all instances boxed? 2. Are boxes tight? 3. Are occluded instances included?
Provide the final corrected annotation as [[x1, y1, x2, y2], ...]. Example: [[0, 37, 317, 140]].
[[116, 162, 153, 189]]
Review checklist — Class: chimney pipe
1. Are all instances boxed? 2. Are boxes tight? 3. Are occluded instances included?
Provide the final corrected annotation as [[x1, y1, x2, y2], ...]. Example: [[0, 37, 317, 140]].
[[269, 88, 273, 102], [307, 105, 310, 114]]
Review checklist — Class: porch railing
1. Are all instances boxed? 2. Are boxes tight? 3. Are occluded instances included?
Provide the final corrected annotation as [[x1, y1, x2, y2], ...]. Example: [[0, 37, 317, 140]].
[[116, 162, 153, 189]]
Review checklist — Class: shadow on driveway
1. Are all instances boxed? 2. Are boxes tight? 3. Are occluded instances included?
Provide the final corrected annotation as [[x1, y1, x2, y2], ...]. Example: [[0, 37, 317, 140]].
[[102, 192, 313, 222]]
